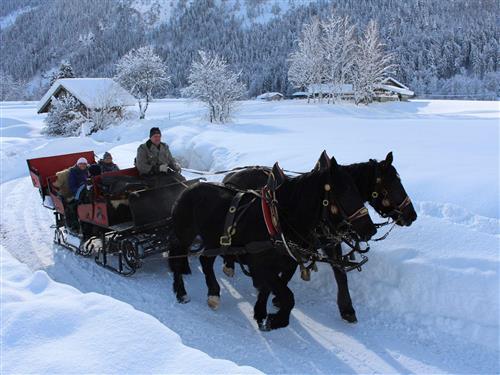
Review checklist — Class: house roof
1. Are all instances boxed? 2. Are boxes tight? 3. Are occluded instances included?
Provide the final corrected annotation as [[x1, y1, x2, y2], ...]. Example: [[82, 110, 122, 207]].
[[377, 83, 414, 96], [307, 79, 414, 97], [382, 77, 410, 90], [256, 92, 284, 99], [37, 78, 136, 113], [308, 83, 354, 95]]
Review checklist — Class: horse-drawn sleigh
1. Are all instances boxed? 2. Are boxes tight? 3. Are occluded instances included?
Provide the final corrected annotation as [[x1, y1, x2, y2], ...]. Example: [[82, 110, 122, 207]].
[[27, 150, 416, 330]]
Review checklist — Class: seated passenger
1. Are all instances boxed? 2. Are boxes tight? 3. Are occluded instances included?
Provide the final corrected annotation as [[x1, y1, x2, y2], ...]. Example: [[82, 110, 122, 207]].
[[135, 127, 181, 176], [69, 157, 90, 202], [98, 152, 119, 173]]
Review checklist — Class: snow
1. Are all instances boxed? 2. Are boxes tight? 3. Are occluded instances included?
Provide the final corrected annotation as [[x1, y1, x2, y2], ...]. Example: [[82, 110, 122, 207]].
[[37, 78, 136, 113], [0, 98, 499, 373], [0, 246, 260, 374], [256, 92, 283, 100], [378, 84, 414, 96], [309, 83, 355, 94], [0, 6, 33, 29]]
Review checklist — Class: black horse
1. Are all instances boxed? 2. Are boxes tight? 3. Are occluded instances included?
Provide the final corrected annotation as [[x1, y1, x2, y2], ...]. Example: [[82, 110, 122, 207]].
[[223, 151, 417, 323], [168, 154, 376, 330]]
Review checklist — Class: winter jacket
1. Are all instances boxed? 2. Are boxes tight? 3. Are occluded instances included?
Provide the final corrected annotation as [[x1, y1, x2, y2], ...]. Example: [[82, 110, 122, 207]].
[[68, 166, 89, 196], [135, 140, 180, 175], [98, 160, 119, 173]]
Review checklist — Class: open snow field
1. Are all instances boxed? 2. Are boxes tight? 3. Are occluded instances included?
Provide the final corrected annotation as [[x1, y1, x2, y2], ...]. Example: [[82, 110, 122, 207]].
[[1, 99, 499, 374]]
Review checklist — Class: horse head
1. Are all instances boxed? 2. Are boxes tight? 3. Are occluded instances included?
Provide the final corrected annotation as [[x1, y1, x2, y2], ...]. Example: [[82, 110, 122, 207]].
[[318, 151, 376, 242], [369, 152, 417, 226]]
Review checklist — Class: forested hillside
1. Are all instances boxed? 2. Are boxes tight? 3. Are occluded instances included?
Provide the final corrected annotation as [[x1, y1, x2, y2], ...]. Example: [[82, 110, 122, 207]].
[[0, 0, 497, 99]]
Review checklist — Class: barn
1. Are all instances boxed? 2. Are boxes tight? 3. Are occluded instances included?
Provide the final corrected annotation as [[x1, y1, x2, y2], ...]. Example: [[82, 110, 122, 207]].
[[37, 78, 136, 116]]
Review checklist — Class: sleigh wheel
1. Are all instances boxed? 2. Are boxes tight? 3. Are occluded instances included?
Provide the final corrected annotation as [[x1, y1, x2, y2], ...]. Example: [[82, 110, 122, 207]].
[[122, 240, 141, 270]]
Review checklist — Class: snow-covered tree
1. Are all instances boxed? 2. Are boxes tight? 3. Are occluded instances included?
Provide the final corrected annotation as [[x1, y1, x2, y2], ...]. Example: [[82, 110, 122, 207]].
[[85, 88, 124, 134], [322, 15, 356, 103], [287, 18, 324, 102], [114, 46, 170, 119], [0, 71, 24, 100], [42, 95, 86, 137], [49, 61, 75, 86], [352, 21, 395, 104], [181, 51, 246, 123]]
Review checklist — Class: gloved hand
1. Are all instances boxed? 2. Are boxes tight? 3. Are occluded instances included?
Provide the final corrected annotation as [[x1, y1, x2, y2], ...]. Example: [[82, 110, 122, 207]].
[[159, 164, 170, 173]]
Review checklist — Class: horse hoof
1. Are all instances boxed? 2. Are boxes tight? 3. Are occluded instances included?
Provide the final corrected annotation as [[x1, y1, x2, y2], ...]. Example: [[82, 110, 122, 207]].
[[177, 294, 191, 304], [222, 265, 235, 277], [260, 314, 289, 330], [341, 312, 358, 323], [207, 295, 220, 310], [258, 320, 271, 332]]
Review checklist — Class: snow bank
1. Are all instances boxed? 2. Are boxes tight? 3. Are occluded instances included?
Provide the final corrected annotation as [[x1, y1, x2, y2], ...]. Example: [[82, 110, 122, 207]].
[[0, 246, 260, 374]]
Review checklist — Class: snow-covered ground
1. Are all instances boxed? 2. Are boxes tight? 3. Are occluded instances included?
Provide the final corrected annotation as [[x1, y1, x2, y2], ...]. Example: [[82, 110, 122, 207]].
[[1, 99, 499, 374]]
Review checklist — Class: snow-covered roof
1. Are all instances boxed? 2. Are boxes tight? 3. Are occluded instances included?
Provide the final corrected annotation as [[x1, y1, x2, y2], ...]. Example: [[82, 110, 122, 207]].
[[256, 92, 284, 99], [37, 78, 136, 113], [307, 80, 414, 97], [308, 83, 354, 95], [377, 84, 414, 97], [382, 77, 410, 90], [292, 91, 308, 96]]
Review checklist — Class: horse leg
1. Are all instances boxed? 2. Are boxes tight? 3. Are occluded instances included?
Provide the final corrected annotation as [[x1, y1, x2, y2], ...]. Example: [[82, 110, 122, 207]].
[[262, 273, 295, 330], [199, 255, 221, 310], [331, 244, 357, 323], [172, 271, 190, 303], [272, 263, 297, 308], [168, 229, 192, 303], [254, 286, 271, 329], [222, 255, 236, 277]]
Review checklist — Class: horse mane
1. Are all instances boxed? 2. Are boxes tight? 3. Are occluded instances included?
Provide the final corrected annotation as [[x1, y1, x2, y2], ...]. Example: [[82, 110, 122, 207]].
[[342, 160, 378, 200], [275, 167, 326, 239]]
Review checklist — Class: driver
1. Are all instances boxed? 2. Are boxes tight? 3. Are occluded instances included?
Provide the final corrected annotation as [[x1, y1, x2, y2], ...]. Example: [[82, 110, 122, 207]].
[[135, 127, 181, 176]]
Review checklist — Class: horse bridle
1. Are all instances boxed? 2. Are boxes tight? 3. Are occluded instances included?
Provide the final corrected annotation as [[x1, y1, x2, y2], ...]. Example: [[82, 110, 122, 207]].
[[370, 170, 412, 223]]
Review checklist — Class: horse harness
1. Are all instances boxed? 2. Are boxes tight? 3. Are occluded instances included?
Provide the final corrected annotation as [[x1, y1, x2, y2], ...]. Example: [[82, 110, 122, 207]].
[[213, 170, 372, 279]]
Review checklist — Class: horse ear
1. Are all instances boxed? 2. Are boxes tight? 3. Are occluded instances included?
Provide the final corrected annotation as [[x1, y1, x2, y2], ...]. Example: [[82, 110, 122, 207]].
[[315, 150, 331, 171], [330, 155, 340, 171], [267, 162, 287, 190], [385, 152, 393, 165]]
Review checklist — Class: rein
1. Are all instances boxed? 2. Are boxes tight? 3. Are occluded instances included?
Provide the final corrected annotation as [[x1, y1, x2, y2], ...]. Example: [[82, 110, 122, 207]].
[[182, 166, 304, 177]]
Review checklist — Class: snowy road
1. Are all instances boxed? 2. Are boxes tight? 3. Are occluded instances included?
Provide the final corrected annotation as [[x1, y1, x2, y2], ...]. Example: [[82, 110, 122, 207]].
[[1, 176, 497, 374]]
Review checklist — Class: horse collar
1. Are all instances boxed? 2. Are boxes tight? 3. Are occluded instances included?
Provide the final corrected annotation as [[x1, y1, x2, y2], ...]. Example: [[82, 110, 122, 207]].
[[261, 187, 280, 237]]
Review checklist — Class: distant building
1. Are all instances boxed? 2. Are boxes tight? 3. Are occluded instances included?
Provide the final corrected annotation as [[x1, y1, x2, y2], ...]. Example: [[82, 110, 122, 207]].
[[37, 78, 136, 115], [295, 77, 414, 102], [256, 92, 284, 101], [291, 91, 308, 99], [376, 77, 414, 101]]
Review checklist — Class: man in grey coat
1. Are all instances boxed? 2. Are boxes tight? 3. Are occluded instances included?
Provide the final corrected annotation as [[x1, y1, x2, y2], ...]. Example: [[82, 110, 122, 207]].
[[136, 127, 181, 176]]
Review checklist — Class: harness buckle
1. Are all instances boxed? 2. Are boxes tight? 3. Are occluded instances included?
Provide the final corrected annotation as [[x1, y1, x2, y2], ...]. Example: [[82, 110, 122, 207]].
[[220, 235, 232, 247]]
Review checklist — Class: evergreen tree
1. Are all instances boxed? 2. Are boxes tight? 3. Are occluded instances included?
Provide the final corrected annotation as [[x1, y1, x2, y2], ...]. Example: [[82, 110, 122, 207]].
[[42, 95, 86, 137], [49, 61, 76, 86], [0, 70, 24, 100]]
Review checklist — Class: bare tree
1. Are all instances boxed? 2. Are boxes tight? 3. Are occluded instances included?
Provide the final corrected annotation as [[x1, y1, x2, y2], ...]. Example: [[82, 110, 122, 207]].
[[181, 51, 246, 123], [287, 18, 325, 103], [115, 46, 170, 119], [322, 15, 356, 103], [353, 21, 395, 104]]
